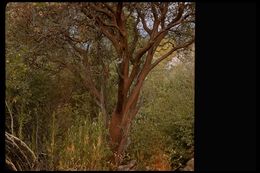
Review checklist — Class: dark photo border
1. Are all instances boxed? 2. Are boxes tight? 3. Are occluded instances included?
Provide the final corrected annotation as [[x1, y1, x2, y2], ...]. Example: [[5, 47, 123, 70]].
[[0, 1, 256, 171]]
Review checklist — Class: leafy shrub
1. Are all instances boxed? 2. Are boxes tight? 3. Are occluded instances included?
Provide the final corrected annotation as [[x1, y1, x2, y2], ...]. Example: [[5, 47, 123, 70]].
[[128, 59, 194, 170]]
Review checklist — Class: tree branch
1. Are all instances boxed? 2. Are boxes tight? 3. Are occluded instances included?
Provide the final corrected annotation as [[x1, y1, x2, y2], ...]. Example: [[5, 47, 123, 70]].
[[97, 20, 121, 55], [103, 3, 116, 14], [96, 15, 121, 32], [62, 35, 103, 104], [89, 3, 114, 19], [158, 2, 169, 29], [164, 2, 185, 31], [129, 17, 140, 56], [150, 38, 194, 70], [5, 101, 14, 136], [136, 8, 152, 35], [151, 3, 158, 21]]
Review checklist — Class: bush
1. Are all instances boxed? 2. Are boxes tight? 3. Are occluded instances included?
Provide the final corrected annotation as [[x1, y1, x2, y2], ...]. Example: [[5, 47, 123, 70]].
[[128, 60, 194, 170]]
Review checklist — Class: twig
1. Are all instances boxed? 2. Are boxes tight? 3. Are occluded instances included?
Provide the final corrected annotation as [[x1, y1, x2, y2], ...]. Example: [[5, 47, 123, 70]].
[[5, 101, 14, 136]]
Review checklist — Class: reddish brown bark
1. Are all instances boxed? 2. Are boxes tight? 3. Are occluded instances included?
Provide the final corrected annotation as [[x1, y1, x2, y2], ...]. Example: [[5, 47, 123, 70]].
[[87, 2, 195, 166], [109, 111, 123, 148]]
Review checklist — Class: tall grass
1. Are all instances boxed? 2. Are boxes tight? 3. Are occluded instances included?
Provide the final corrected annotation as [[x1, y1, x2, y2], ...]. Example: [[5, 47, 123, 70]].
[[56, 113, 112, 170]]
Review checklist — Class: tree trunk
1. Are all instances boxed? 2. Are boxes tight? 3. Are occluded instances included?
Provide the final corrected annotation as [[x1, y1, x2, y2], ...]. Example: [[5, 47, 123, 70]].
[[109, 110, 129, 165], [109, 111, 123, 151], [109, 65, 144, 166], [109, 105, 139, 166]]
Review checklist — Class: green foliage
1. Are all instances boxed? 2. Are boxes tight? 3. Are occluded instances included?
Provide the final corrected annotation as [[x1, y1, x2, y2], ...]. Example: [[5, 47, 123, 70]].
[[5, 2, 194, 171], [5, 44, 194, 171], [57, 113, 112, 170], [5, 49, 32, 140], [128, 58, 194, 170]]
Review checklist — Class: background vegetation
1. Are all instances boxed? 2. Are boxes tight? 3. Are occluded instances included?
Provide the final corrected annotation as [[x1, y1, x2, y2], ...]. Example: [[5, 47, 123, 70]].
[[5, 2, 194, 171]]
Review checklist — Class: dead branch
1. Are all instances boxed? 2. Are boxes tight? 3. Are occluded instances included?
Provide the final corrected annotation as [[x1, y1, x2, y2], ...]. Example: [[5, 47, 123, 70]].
[[5, 132, 37, 171]]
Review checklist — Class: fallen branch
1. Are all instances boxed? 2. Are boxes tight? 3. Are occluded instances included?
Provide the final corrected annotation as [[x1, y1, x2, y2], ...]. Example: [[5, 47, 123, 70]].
[[5, 132, 37, 171]]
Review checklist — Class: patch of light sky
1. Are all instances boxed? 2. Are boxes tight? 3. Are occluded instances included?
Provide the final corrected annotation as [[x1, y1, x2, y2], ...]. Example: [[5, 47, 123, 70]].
[[135, 3, 180, 37]]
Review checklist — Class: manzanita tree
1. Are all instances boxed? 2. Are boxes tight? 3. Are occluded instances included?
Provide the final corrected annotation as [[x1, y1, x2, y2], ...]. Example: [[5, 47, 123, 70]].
[[85, 2, 195, 164], [6, 2, 195, 165]]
